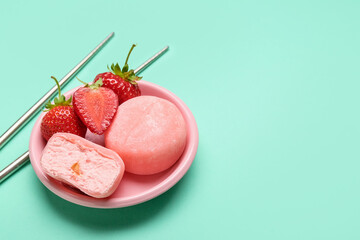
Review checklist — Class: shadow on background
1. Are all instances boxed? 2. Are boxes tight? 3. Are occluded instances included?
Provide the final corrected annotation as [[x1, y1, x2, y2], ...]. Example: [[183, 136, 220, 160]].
[[35, 164, 196, 231]]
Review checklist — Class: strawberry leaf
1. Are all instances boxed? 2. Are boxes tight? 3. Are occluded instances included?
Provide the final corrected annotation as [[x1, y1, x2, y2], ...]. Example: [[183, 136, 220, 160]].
[[113, 63, 122, 74], [43, 76, 72, 111], [64, 95, 73, 105], [76, 77, 89, 87], [54, 97, 60, 105], [110, 63, 124, 78], [89, 78, 103, 89], [107, 44, 142, 85], [122, 64, 129, 73]]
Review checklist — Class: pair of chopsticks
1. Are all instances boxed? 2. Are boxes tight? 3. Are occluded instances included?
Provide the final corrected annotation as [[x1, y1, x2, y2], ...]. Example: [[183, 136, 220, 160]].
[[0, 32, 169, 183]]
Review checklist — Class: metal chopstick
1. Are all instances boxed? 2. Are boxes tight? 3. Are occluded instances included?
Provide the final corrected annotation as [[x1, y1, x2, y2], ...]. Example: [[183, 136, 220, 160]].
[[134, 46, 169, 75], [0, 32, 114, 150], [0, 45, 169, 183], [0, 152, 29, 182]]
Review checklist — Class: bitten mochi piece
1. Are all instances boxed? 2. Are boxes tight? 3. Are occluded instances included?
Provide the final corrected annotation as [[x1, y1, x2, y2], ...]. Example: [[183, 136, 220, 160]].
[[40, 133, 125, 198], [105, 96, 187, 175]]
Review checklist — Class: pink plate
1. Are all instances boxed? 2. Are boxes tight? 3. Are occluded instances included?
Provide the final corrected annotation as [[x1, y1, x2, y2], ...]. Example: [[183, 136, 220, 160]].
[[29, 81, 198, 208]]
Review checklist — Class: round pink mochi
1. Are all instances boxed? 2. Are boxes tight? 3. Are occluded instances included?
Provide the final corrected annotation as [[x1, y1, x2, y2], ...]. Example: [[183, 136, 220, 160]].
[[105, 96, 187, 175]]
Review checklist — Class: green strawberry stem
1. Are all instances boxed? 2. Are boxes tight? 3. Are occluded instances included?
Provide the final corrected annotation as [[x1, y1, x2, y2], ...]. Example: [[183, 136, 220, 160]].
[[51, 76, 62, 100], [123, 44, 136, 72], [76, 77, 88, 86], [44, 76, 72, 111], [125, 44, 136, 66], [107, 44, 142, 85]]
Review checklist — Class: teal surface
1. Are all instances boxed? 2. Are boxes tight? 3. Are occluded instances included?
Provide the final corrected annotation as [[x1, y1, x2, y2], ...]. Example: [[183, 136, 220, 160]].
[[1, 0, 360, 239]]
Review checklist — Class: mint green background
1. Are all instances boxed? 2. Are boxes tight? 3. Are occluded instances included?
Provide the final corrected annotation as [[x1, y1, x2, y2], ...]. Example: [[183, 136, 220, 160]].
[[1, 0, 360, 239]]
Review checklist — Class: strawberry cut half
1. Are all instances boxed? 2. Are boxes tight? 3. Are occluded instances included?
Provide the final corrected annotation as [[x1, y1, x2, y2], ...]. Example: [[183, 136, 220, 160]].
[[73, 79, 119, 135]]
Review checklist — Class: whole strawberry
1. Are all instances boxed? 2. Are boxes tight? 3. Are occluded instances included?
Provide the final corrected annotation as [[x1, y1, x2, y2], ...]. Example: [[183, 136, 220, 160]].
[[94, 44, 142, 104], [41, 76, 87, 141], [73, 78, 118, 135]]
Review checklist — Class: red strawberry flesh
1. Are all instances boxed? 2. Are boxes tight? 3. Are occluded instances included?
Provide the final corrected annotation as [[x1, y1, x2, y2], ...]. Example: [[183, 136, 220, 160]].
[[73, 86, 118, 135]]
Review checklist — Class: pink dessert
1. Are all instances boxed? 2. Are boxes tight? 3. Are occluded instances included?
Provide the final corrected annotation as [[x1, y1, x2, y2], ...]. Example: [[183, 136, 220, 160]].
[[40, 133, 125, 198], [105, 96, 187, 175]]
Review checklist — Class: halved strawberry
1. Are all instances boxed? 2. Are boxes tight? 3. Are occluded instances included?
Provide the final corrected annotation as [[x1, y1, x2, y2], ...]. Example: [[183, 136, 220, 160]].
[[73, 79, 118, 135]]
